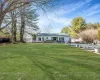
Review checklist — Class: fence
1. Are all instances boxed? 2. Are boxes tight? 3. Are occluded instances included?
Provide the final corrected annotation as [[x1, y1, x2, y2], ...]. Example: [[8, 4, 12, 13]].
[[68, 43, 100, 53]]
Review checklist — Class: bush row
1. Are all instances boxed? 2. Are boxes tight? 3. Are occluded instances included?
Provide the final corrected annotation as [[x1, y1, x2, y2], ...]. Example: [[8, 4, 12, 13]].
[[0, 38, 11, 43]]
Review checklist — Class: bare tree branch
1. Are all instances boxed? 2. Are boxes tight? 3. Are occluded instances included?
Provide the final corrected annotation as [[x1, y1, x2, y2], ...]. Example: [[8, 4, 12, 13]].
[[0, 21, 11, 31]]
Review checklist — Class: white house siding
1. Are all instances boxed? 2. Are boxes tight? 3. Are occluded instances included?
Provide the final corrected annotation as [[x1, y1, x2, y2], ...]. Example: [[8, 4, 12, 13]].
[[36, 36, 52, 42], [36, 37, 41, 42], [48, 37, 51, 40], [24, 33, 70, 43], [36, 36, 70, 43], [24, 33, 33, 42], [64, 37, 70, 43], [44, 37, 47, 41], [43, 37, 51, 41]]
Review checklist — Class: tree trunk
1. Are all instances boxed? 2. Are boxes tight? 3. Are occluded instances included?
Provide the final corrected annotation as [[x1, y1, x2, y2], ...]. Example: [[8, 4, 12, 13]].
[[20, 7, 25, 43], [11, 11, 17, 43], [0, 14, 5, 28], [20, 18, 25, 42]]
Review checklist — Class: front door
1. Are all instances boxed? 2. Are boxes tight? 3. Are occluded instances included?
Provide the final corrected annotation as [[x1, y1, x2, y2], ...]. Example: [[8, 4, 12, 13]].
[[52, 37, 58, 41]]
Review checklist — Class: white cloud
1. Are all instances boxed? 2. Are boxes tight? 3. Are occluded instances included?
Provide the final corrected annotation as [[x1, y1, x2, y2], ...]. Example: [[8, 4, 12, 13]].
[[85, 4, 100, 16], [37, 0, 92, 33], [86, 11, 100, 16], [56, 0, 92, 16], [38, 12, 71, 33]]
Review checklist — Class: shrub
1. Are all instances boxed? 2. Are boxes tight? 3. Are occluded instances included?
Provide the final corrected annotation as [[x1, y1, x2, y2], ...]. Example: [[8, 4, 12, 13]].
[[79, 29, 98, 43], [0, 38, 10, 43], [32, 34, 36, 41]]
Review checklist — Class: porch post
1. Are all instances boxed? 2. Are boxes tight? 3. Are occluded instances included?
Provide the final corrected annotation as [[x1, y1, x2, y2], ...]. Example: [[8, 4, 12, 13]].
[[58, 37, 59, 41], [36, 37, 38, 42]]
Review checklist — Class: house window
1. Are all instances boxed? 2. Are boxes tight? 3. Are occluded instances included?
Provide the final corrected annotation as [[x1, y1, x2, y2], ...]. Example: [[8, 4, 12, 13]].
[[42, 37, 44, 41], [59, 37, 64, 41], [38, 37, 41, 41], [52, 37, 57, 41], [46, 37, 48, 40]]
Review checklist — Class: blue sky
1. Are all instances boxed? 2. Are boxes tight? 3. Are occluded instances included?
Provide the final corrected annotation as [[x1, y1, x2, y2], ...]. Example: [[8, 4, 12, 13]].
[[37, 0, 100, 33]]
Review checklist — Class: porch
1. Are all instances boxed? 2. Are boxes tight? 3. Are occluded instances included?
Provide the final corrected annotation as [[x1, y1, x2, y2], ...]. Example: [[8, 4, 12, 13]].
[[36, 36, 65, 43]]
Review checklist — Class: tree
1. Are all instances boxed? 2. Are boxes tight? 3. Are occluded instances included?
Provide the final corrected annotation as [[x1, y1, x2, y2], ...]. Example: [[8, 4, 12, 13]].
[[0, 0, 30, 29], [61, 17, 86, 38], [0, 0, 54, 31], [0, 29, 10, 37], [61, 26, 70, 34], [0, 0, 54, 43], [68, 29, 78, 38], [95, 22, 100, 28], [32, 34, 36, 42], [19, 4, 39, 42], [98, 29, 100, 40], [19, 6, 25, 42], [86, 22, 100, 29], [3, 8, 20, 43], [10, 11, 17, 43], [61, 17, 100, 42], [71, 17, 86, 33], [2, 4, 39, 43]]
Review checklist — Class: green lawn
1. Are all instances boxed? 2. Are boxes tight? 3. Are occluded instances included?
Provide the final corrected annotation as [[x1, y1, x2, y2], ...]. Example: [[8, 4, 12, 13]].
[[0, 43, 100, 80]]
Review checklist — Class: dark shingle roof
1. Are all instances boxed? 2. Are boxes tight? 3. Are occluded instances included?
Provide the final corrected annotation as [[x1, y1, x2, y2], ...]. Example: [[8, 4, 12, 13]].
[[36, 33, 69, 37]]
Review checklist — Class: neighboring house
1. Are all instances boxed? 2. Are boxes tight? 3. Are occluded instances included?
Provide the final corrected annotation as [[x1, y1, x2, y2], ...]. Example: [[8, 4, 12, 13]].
[[24, 33, 70, 43]]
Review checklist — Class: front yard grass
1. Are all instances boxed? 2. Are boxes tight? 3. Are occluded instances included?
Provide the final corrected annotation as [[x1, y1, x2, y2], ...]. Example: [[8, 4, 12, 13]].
[[0, 43, 100, 80]]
